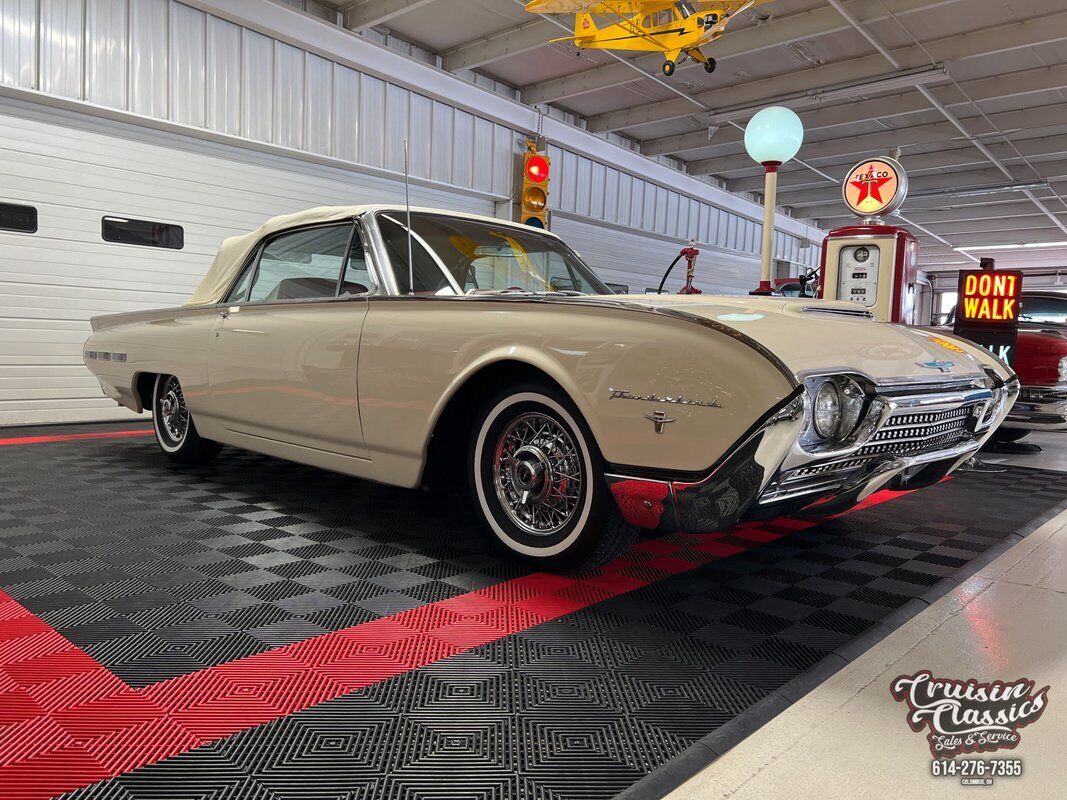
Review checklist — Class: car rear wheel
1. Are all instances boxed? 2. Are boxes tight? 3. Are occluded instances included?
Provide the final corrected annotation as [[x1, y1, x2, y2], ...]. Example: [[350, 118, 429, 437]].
[[152, 374, 222, 464], [470, 384, 638, 570]]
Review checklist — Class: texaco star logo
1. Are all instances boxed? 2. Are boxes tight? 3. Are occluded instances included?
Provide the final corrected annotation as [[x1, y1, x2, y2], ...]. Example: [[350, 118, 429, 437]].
[[843, 158, 906, 217], [851, 171, 893, 204]]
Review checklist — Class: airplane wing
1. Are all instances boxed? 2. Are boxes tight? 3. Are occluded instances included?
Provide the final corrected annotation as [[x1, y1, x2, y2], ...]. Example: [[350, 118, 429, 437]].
[[525, 0, 595, 11], [526, 1, 674, 14], [692, 0, 770, 13]]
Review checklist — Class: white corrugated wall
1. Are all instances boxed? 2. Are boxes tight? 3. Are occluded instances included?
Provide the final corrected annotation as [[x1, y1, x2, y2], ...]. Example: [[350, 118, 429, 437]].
[[0, 96, 496, 426], [553, 215, 776, 295]]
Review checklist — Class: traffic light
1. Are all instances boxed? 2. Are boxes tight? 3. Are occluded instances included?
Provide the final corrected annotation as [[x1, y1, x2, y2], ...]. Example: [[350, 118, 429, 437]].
[[520, 141, 550, 229]]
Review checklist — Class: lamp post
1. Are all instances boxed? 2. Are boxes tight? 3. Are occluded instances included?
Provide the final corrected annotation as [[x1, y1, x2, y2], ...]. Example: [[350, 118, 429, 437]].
[[743, 107, 805, 295]]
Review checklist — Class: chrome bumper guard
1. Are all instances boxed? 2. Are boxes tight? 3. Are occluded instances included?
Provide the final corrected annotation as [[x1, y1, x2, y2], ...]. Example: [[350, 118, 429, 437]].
[[607, 377, 1020, 534], [1001, 386, 1067, 432]]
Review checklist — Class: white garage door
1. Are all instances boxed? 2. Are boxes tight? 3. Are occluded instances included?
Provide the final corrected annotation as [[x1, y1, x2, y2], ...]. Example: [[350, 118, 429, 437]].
[[550, 214, 760, 296], [0, 98, 495, 427]]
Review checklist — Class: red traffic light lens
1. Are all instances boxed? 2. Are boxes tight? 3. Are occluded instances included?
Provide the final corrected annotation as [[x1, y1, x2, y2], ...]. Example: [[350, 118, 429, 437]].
[[525, 155, 549, 183]]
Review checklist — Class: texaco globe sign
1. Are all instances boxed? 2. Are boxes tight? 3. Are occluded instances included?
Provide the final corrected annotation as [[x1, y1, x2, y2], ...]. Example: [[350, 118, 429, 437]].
[[842, 157, 909, 218]]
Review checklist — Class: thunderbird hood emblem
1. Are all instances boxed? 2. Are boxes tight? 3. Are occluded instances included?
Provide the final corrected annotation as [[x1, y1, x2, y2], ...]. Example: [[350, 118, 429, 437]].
[[917, 360, 956, 374]]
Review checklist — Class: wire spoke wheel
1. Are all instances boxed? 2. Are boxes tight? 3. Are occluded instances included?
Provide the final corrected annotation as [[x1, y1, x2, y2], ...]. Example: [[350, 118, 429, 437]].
[[492, 412, 583, 537], [158, 375, 189, 445]]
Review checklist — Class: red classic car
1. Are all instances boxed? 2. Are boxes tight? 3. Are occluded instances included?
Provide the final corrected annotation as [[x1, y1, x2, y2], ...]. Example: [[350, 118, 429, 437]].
[[994, 290, 1067, 442]]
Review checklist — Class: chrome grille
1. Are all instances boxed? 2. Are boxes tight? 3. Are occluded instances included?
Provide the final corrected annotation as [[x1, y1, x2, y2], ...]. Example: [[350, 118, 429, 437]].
[[759, 458, 868, 504], [858, 405, 975, 457], [762, 386, 994, 507], [788, 458, 870, 478]]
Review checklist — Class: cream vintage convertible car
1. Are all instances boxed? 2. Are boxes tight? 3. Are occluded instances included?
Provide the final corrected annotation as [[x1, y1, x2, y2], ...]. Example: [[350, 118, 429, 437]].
[[84, 206, 1019, 568]]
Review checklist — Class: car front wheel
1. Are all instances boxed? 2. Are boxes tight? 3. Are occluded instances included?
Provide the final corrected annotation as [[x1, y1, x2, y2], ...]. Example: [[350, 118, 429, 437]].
[[152, 374, 222, 464], [470, 384, 638, 570]]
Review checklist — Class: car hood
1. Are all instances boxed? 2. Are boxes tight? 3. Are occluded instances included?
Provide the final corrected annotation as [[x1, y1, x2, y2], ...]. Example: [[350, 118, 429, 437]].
[[606, 295, 990, 383]]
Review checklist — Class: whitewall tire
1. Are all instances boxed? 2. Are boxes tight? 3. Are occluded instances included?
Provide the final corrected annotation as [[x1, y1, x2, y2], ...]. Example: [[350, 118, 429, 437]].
[[151, 374, 222, 465], [469, 384, 638, 570]]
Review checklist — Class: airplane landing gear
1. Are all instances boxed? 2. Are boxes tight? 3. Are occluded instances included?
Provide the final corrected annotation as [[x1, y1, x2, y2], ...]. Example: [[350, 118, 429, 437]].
[[662, 60, 676, 76], [704, 57, 717, 74]]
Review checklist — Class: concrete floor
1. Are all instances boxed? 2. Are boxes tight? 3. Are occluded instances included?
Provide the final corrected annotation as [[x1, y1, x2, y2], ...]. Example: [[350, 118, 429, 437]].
[[667, 504, 1067, 800], [982, 433, 1067, 473]]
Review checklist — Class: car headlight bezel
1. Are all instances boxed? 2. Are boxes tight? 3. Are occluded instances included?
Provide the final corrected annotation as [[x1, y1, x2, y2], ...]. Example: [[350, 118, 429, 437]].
[[800, 373, 876, 452], [1059, 356, 1067, 385]]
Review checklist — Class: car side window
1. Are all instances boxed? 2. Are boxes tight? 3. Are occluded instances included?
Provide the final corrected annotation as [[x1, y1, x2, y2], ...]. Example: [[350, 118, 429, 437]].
[[248, 224, 352, 303], [339, 230, 377, 296]]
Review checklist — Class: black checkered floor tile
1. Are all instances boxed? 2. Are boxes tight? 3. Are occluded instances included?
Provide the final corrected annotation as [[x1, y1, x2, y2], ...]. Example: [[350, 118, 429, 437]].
[[0, 433, 1062, 799]]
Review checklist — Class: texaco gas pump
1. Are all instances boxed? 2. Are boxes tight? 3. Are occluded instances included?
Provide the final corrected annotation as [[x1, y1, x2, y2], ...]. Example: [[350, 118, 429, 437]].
[[819, 157, 921, 324]]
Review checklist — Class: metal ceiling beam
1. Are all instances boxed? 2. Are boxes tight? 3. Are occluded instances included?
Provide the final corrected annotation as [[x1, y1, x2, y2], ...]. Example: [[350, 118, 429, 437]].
[[642, 62, 1067, 158], [689, 105, 1067, 175], [928, 252, 1067, 270], [896, 213, 979, 263], [520, 0, 952, 106], [778, 160, 1067, 207], [823, 0, 1067, 239], [909, 227, 1066, 248], [341, 0, 437, 33], [442, 19, 557, 72], [918, 216, 1067, 236], [728, 133, 1067, 193], [802, 191, 1067, 221], [904, 200, 1067, 225], [585, 10, 1067, 133], [776, 153, 1067, 199]]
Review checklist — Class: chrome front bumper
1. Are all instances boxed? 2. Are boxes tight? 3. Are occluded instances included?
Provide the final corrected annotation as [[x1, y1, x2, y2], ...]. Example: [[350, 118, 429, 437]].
[[607, 377, 1019, 533], [1001, 386, 1067, 432]]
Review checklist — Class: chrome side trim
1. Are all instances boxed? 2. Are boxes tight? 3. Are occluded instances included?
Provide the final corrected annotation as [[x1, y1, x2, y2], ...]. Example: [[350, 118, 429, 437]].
[[800, 306, 874, 319]]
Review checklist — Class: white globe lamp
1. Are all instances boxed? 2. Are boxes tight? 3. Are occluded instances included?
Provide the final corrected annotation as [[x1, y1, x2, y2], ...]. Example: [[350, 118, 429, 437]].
[[744, 106, 805, 295]]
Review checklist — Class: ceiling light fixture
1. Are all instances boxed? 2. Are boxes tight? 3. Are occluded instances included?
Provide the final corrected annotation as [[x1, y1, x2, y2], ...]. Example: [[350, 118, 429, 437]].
[[953, 241, 1067, 252], [910, 180, 1051, 199]]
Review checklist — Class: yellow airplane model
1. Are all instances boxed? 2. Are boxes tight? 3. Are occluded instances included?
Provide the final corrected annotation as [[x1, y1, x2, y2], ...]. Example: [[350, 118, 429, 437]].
[[525, 1, 768, 77]]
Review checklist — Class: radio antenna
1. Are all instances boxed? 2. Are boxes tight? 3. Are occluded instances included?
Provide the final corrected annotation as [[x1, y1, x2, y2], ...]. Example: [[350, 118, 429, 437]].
[[404, 138, 414, 295]]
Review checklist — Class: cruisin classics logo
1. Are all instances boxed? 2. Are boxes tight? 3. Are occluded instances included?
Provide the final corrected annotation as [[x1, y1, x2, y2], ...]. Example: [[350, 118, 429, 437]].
[[891, 671, 1050, 758]]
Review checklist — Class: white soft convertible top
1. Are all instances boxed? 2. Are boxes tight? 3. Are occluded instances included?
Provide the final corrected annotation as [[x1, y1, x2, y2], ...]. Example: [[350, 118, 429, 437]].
[[186, 205, 562, 306]]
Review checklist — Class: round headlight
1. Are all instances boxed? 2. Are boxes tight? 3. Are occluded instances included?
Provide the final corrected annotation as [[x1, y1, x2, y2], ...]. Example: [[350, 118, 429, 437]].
[[813, 382, 842, 439]]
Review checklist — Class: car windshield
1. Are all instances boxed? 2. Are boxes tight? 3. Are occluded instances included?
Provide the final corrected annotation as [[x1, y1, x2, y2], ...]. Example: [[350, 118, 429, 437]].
[[1019, 295, 1067, 326], [376, 212, 611, 296]]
